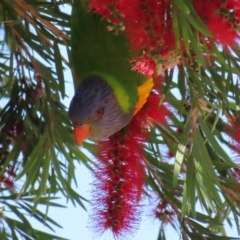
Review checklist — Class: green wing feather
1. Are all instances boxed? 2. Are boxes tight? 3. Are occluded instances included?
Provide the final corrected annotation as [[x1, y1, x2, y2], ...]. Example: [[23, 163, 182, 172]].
[[71, 0, 144, 113]]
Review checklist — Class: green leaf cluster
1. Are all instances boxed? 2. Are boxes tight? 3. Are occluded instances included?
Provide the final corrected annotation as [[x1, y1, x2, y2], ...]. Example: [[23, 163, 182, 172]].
[[0, 0, 90, 239], [0, 0, 240, 239]]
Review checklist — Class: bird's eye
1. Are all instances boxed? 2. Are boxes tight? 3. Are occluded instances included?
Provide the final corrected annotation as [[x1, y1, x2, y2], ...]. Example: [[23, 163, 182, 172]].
[[95, 107, 104, 118]]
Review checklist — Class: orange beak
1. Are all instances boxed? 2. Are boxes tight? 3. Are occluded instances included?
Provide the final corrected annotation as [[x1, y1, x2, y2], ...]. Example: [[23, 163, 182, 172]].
[[73, 124, 90, 146]]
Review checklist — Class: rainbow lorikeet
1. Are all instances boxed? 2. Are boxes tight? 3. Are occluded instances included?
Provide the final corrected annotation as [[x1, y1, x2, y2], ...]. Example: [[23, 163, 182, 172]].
[[68, 0, 153, 145]]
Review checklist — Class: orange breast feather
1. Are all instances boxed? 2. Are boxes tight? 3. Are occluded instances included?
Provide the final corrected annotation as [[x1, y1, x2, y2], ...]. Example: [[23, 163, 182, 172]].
[[134, 78, 154, 115]]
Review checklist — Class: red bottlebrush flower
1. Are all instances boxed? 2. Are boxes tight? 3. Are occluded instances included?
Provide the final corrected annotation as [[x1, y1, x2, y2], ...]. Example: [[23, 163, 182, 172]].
[[89, 0, 240, 65], [119, 0, 174, 54], [131, 55, 156, 77], [91, 124, 146, 237], [193, 1, 222, 21], [89, 0, 113, 18], [89, 0, 175, 55], [2, 177, 15, 189], [145, 93, 169, 125], [207, 16, 238, 46], [154, 199, 176, 225], [193, 0, 240, 47], [90, 80, 170, 238], [225, 0, 240, 11]]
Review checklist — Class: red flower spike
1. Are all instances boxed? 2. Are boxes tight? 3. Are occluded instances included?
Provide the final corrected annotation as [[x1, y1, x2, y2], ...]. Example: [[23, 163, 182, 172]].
[[154, 199, 177, 226], [89, 0, 240, 64], [131, 55, 156, 77], [146, 93, 170, 125], [2, 177, 15, 189], [90, 80, 170, 238], [207, 16, 238, 46]]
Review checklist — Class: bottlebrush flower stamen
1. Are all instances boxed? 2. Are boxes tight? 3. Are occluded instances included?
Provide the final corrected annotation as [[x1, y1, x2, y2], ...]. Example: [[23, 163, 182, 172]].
[[131, 55, 156, 77]]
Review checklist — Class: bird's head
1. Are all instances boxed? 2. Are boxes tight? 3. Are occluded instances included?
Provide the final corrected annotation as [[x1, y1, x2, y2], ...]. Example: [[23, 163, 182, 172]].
[[68, 75, 133, 145]]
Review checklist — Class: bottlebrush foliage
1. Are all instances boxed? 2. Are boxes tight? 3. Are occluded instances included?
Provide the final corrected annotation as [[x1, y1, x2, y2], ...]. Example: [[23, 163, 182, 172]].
[[1, 0, 240, 240]]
